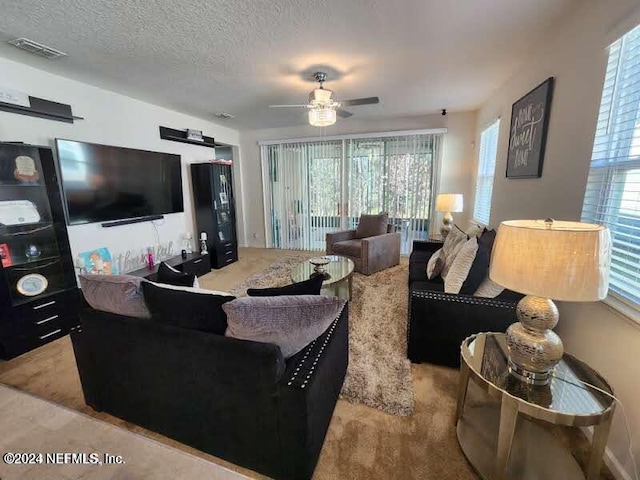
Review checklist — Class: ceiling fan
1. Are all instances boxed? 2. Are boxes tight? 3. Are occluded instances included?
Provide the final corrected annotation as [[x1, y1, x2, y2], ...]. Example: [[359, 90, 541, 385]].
[[269, 72, 380, 126]]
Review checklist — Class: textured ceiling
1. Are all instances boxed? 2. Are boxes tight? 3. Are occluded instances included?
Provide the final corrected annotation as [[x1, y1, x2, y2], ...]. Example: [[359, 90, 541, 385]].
[[0, 0, 579, 129]]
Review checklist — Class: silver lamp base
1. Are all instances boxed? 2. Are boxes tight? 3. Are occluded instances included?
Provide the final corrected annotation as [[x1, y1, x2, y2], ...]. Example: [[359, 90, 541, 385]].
[[440, 211, 454, 237], [506, 295, 563, 386]]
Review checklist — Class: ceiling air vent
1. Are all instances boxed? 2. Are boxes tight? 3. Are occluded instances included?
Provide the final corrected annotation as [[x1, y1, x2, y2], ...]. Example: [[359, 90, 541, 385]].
[[215, 112, 235, 120], [8, 37, 67, 59]]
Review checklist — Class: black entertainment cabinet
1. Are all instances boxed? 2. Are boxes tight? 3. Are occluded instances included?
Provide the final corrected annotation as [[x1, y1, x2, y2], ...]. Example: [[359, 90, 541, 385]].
[[191, 161, 238, 269], [0, 142, 79, 360], [127, 252, 211, 281]]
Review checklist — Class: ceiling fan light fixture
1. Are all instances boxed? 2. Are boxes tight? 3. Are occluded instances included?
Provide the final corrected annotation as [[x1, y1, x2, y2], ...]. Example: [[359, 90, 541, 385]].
[[308, 107, 336, 127]]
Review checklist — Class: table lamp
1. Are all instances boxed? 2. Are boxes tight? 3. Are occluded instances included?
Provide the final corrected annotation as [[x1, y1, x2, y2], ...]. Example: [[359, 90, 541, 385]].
[[435, 193, 464, 237], [490, 219, 611, 385]]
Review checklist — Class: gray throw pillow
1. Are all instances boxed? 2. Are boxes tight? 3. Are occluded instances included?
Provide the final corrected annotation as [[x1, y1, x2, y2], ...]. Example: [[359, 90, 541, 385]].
[[79, 274, 151, 319], [223, 295, 346, 358], [355, 213, 388, 239]]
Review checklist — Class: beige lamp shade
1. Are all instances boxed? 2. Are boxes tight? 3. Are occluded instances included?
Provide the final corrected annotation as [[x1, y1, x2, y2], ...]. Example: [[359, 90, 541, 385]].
[[490, 220, 611, 302], [435, 193, 464, 213]]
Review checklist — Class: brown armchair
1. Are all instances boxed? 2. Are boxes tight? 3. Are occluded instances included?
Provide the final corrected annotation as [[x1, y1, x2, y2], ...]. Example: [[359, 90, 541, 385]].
[[326, 214, 401, 275]]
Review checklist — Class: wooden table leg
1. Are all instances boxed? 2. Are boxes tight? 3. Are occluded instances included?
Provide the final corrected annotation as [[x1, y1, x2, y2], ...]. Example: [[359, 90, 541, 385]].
[[455, 360, 471, 425], [586, 416, 613, 480], [496, 393, 519, 480]]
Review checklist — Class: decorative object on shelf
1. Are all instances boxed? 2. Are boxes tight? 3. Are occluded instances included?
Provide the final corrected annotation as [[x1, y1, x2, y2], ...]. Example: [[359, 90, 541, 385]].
[[506, 77, 554, 178], [435, 193, 464, 237], [146, 246, 155, 268], [16, 273, 49, 296], [159, 126, 218, 149], [0, 200, 40, 225], [74, 256, 86, 274], [490, 219, 611, 385], [78, 247, 118, 275], [111, 241, 174, 273], [183, 233, 193, 254], [219, 192, 228, 205], [25, 243, 41, 260], [186, 129, 204, 142], [200, 232, 208, 254], [181, 249, 187, 259], [0, 243, 12, 266], [13, 155, 39, 183]]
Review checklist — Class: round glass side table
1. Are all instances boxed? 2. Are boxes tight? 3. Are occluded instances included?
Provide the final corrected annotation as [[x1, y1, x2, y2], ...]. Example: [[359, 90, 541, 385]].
[[456, 333, 615, 480]]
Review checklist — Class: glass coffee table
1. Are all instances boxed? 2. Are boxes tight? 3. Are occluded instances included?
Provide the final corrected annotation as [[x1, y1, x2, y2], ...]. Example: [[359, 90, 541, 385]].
[[456, 333, 615, 480], [291, 255, 355, 300]]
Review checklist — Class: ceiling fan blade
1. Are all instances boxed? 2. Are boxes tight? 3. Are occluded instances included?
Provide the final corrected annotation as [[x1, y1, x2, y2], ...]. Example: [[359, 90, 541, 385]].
[[269, 104, 309, 108], [340, 97, 380, 107], [337, 109, 354, 118]]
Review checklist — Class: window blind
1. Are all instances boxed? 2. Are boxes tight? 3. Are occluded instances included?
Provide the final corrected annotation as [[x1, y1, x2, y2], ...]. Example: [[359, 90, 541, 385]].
[[581, 24, 640, 306], [261, 132, 440, 253], [473, 120, 500, 225]]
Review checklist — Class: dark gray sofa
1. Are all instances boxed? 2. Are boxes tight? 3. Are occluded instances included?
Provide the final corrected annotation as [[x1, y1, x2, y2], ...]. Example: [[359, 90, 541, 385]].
[[70, 301, 348, 480], [408, 240, 521, 367]]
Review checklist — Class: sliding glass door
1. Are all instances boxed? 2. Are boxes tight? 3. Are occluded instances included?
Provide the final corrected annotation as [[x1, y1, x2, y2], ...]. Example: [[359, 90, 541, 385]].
[[262, 132, 441, 254]]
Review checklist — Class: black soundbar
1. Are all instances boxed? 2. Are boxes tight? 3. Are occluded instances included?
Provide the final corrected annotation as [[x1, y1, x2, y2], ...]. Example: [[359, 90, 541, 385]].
[[101, 215, 164, 228]]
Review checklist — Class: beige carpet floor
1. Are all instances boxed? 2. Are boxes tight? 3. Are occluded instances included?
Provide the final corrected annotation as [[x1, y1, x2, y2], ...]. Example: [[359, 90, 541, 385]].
[[228, 253, 414, 416], [0, 384, 249, 480]]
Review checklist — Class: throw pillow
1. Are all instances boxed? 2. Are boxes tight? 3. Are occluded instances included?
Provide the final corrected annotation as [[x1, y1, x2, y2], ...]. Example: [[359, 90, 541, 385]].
[[141, 281, 235, 335], [224, 295, 346, 358], [478, 228, 497, 260], [426, 248, 445, 280], [355, 213, 388, 239], [247, 275, 324, 297], [79, 274, 151, 319], [444, 237, 478, 294], [441, 225, 468, 279], [157, 262, 196, 287], [474, 277, 505, 298], [459, 242, 490, 295]]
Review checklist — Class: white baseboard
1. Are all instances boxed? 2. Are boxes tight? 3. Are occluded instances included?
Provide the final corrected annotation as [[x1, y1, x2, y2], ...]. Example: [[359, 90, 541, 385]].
[[581, 426, 633, 480]]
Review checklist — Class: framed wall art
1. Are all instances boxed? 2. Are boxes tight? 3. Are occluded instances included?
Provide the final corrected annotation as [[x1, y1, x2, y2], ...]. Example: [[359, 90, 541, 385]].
[[506, 77, 554, 178]]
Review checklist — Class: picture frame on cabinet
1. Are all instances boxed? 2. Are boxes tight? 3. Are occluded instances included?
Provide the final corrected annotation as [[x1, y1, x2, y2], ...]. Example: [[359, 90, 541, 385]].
[[0, 243, 12, 267]]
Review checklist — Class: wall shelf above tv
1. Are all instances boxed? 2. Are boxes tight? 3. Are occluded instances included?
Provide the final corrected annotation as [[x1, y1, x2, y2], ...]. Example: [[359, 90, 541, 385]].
[[159, 126, 222, 148]]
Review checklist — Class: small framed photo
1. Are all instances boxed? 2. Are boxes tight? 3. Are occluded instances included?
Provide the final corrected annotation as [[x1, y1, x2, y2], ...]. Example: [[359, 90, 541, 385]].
[[219, 192, 228, 205], [0, 243, 12, 267]]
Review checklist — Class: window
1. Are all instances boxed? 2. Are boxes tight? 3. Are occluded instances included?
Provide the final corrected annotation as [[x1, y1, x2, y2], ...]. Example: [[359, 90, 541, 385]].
[[261, 131, 441, 253], [581, 24, 640, 307], [473, 120, 500, 225]]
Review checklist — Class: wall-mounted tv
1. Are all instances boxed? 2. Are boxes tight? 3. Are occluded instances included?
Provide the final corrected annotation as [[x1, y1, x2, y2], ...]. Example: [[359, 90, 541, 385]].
[[56, 139, 184, 226]]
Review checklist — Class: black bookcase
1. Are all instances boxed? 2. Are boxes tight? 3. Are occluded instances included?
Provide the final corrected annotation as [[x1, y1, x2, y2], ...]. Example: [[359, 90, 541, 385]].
[[191, 162, 238, 268], [0, 142, 79, 359]]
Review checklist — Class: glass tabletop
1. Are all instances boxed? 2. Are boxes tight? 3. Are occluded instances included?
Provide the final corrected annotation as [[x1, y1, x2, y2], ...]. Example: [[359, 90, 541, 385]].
[[291, 255, 354, 287], [462, 333, 614, 419]]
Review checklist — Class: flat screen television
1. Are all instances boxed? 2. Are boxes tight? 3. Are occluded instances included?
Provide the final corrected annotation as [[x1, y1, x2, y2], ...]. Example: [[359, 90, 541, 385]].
[[56, 139, 184, 225]]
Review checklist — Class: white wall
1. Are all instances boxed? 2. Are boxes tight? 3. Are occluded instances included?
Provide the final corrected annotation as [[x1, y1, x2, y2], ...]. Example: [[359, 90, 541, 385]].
[[0, 56, 240, 271], [475, 0, 640, 477], [238, 111, 477, 247]]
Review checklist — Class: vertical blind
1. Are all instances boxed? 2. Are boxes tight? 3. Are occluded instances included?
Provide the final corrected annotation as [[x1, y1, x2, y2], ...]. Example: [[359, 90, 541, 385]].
[[581, 24, 640, 305], [265, 141, 342, 250], [473, 120, 500, 225], [262, 132, 441, 253]]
